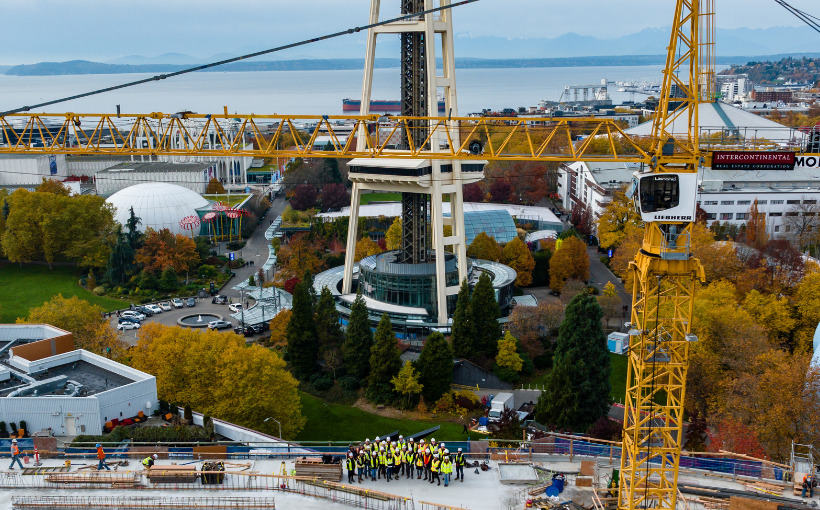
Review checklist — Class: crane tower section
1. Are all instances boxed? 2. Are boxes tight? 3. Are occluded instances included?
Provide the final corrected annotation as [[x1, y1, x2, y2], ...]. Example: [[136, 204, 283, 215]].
[[619, 0, 706, 508]]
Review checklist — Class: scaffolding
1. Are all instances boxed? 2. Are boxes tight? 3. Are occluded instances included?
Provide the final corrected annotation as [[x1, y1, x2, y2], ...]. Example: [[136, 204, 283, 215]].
[[12, 496, 277, 510]]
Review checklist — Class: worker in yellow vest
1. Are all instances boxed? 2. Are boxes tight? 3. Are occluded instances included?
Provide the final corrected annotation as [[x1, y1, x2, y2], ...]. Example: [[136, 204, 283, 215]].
[[346, 453, 356, 483], [430, 454, 441, 486], [415, 448, 424, 479], [441, 456, 453, 487], [368, 450, 378, 481], [355, 452, 365, 483], [404, 447, 414, 479], [455, 447, 466, 482], [378, 447, 387, 480]]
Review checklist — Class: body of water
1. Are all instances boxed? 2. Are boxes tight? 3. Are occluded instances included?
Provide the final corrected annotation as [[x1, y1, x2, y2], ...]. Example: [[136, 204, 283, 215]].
[[0, 66, 668, 118]]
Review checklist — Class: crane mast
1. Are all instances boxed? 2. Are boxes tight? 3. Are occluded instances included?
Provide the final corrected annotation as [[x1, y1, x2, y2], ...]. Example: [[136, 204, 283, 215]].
[[0, 1, 706, 508]]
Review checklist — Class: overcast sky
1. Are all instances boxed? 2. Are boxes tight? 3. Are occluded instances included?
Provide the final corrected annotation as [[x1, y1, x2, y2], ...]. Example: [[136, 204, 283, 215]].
[[0, 0, 815, 64]]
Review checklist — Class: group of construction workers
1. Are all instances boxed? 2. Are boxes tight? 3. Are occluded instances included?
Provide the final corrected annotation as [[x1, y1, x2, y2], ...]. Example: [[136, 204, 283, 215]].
[[345, 435, 466, 487]]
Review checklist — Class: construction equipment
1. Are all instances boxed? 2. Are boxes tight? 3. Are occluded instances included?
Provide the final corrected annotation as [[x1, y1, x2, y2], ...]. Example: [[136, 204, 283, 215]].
[[0, 1, 722, 508]]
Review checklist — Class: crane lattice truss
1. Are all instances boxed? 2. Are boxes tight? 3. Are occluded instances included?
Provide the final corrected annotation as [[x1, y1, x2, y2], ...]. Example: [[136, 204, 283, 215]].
[[0, 112, 661, 163], [0, 1, 707, 509]]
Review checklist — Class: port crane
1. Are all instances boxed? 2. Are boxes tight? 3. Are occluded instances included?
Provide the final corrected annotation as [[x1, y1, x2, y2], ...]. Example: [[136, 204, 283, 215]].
[[0, 1, 716, 508]]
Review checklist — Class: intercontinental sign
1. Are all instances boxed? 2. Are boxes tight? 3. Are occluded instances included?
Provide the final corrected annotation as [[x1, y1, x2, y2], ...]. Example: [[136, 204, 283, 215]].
[[711, 151, 796, 170]]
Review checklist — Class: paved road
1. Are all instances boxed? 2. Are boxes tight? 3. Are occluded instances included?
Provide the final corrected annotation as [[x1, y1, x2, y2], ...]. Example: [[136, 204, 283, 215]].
[[112, 195, 288, 345]]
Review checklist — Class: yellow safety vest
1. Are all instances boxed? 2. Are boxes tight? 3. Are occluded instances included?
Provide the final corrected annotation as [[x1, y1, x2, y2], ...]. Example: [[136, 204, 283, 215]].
[[431, 459, 441, 473]]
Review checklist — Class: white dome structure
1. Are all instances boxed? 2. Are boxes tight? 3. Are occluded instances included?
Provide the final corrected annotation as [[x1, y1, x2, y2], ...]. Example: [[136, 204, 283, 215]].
[[106, 183, 209, 237]]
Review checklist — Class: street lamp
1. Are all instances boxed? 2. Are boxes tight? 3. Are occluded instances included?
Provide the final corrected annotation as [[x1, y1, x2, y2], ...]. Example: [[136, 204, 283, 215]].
[[264, 417, 282, 438]]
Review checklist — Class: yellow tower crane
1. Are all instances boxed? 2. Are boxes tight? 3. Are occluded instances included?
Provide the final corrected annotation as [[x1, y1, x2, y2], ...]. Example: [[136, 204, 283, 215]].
[[0, 1, 708, 508]]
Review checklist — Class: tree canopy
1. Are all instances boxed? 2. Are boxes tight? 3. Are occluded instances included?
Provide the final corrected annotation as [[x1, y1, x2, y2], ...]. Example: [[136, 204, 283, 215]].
[[467, 232, 502, 262], [367, 314, 402, 403], [416, 331, 453, 403], [471, 272, 502, 358], [450, 279, 475, 359], [343, 292, 373, 380], [286, 280, 319, 379], [502, 236, 535, 287], [549, 236, 590, 292]]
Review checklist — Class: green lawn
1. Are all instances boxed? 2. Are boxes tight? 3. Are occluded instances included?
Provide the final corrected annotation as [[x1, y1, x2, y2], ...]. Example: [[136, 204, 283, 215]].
[[296, 392, 466, 443], [203, 194, 251, 207], [0, 264, 126, 322], [360, 192, 400, 205]]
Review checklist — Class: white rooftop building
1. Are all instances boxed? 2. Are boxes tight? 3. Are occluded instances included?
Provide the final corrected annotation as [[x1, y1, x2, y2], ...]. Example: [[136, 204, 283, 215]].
[[0, 324, 158, 436], [106, 182, 210, 237]]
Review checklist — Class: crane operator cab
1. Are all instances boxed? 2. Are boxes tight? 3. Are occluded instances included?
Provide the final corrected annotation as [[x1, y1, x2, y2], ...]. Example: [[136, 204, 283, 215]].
[[628, 172, 698, 224]]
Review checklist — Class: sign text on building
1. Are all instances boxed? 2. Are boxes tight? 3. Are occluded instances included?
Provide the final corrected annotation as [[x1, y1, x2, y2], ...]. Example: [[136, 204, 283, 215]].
[[712, 151, 795, 170]]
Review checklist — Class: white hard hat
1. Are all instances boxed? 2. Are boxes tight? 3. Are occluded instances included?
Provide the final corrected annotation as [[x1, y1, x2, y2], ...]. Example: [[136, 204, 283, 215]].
[[402, 445, 407, 449], [399, 435, 403, 439], [431, 438, 436, 442], [419, 439, 425, 443], [375, 436, 380, 441], [380, 447, 385, 451], [425, 448, 430, 453], [348, 452, 353, 457], [441, 443, 445, 448], [12, 439, 17, 443], [434, 453, 439, 458], [444, 449, 449, 454], [458, 447, 462, 452], [366, 438, 370, 442], [152, 454, 158, 459], [409, 438, 414, 442]]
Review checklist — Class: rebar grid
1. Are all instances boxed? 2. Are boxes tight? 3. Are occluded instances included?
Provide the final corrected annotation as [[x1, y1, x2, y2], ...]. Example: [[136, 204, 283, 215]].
[[0, 471, 417, 510], [12, 496, 276, 510]]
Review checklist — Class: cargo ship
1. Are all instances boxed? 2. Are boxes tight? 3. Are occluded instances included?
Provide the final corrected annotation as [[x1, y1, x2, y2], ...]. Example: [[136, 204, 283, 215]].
[[343, 98, 446, 113]]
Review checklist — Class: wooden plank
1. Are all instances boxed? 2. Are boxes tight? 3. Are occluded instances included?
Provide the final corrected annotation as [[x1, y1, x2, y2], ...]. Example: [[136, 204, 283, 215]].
[[580, 460, 596, 477], [728, 497, 778, 510]]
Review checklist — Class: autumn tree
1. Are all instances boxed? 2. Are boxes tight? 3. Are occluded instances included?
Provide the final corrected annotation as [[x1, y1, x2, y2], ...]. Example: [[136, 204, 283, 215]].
[[319, 183, 349, 212], [343, 292, 373, 380], [535, 292, 611, 432], [570, 203, 593, 236], [450, 280, 475, 359], [385, 217, 402, 251], [485, 161, 554, 204], [36, 178, 70, 196], [286, 280, 318, 379], [782, 199, 819, 250], [597, 188, 641, 249], [367, 314, 402, 403], [416, 331, 453, 403], [506, 305, 544, 361], [131, 323, 305, 438], [21, 295, 126, 359], [290, 184, 318, 211], [135, 228, 200, 274], [466, 232, 502, 261], [463, 182, 483, 202], [392, 361, 423, 408], [502, 236, 535, 287], [598, 282, 621, 329], [355, 236, 383, 262], [549, 236, 590, 292], [472, 272, 502, 358], [488, 179, 512, 202], [267, 309, 291, 349], [744, 198, 769, 250], [205, 178, 226, 194], [273, 234, 324, 284], [495, 331, 523, 381]]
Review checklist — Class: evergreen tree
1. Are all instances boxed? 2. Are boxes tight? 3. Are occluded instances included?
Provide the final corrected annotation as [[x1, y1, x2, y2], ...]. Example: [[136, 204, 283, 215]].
[[286, 280, 319, 379], [105, 225, 136, 284], [367, 314, 401, 403], [321, 142, 343, 183], [532, 249, 551, 286], [343, 292, 373, 380], [450, 279, 475, 359], [471, 272, 502, 358], [160, 267, 178, 291], [303, 270, 317, 306], [125, 206, 143, 250], [316, 286, 344, 352], [534, 292, 611, 432], [416, 331, 453, 403]]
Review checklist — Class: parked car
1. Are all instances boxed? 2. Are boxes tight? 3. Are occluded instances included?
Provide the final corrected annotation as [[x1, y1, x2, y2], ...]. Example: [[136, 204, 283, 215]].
[[118, 317, 140, 324], [228, 303, 244, 313], [172, 298, 184, 309], [159, 301, 172, 311], [186, 297, 196, 307], [117, 321, 140, 331], [212, 295, 228, 305], [135, 306, 154, 317], [144, 304, 162, 314], [207, 320, 232, 330], [255, 321, 270, 332], [121, 310, 145, 321]]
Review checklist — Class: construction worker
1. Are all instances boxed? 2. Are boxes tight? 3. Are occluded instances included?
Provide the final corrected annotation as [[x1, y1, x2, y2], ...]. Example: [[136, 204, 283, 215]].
[[430, 453, 441, 486], [385, 448, 394, 482], [415, 447, 424, 479], [393, 448, 402, 480], [8, 439, 23, 470], [803, 473, 816, 498], [404, 446, 414, 479], [368, 450, 378, 482], [96, 443, 111, 471], [142, 454, 158, 469], [441, 456, 453, 487], [346, 453, 356, 483], [378, 447, 387, 480], [455, 447, 466, 482], [422, 448, 432, 480], [355, 451, 365, 483]]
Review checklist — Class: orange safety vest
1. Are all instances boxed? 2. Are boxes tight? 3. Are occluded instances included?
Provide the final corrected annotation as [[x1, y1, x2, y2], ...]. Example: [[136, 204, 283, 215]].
[[11, 444, 19, 456], [423, 453, 431, 466], [97, 447, 105, 460]]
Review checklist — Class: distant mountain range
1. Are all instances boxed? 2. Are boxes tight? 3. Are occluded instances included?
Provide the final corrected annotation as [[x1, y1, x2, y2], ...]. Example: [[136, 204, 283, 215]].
[[4, 25, 820, 75]]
